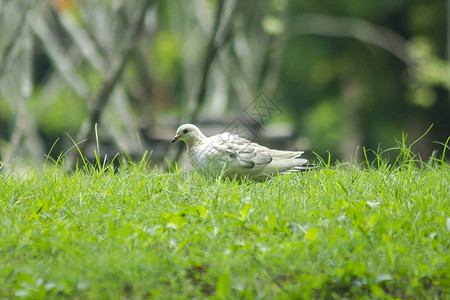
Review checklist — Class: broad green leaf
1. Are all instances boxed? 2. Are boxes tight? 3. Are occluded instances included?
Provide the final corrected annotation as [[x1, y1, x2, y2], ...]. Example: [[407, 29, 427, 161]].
[[166, 214, 186, 229], [305, 227, 319, 242], [219, 214, 243, 221], [240, 203, 252, 221], [216, 272, 230, 298], [247, 224, 260, 234], [194, 205, 208, 218], [367, 214, 380, 229], [370, 284, 385, 297], [267, 213, 276, 229], [176, 238, 189, 251]]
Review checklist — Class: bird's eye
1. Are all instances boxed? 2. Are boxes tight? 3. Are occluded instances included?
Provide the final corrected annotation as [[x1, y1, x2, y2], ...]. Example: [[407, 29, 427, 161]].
[[183, 129, 189, 134]]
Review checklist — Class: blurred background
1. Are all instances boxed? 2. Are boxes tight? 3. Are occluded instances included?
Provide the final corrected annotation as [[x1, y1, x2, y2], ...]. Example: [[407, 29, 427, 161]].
[[0, 0, 449, 170]]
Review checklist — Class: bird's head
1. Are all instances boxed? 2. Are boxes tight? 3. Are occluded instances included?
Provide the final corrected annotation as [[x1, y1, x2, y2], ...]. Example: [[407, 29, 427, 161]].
[[171, 124, 205, 145]]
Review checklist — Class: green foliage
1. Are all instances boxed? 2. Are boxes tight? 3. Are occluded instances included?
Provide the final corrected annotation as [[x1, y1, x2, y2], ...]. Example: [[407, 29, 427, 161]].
[[31, 89, 87, 136], [149, 30, 180, 83], [0, 146, 449, 298], [304, 99, 344, 155]]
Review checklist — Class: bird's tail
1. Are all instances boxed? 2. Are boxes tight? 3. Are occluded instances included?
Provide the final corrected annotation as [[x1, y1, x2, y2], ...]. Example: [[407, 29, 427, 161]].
[[263, 156, 317, 176], [279, 163, 318, 174]]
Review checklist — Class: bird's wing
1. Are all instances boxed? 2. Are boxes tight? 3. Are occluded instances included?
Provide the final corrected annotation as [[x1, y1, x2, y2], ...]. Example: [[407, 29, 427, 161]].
[[204, 133, 272, 175], [197, 132, 315, 179]]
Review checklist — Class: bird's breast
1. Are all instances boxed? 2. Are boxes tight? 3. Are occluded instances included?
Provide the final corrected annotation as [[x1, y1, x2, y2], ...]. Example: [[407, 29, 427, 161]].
[[187, 144, 227, 175]]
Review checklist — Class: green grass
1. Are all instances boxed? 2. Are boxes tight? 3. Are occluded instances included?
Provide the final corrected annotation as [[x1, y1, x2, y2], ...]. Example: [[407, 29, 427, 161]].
[[0, 147, 449, 299]]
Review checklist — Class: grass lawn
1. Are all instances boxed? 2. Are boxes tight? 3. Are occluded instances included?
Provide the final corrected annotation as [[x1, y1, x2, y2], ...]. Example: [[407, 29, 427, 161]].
[[0, 148, 449, 299]]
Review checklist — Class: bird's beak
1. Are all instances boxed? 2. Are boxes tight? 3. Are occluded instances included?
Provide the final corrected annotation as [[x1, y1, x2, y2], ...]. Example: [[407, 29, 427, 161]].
[[171, 135, 180, 143]]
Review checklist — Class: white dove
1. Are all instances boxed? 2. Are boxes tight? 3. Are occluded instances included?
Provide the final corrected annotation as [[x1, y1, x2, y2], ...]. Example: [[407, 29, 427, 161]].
[[171, 124, 317, 181]]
